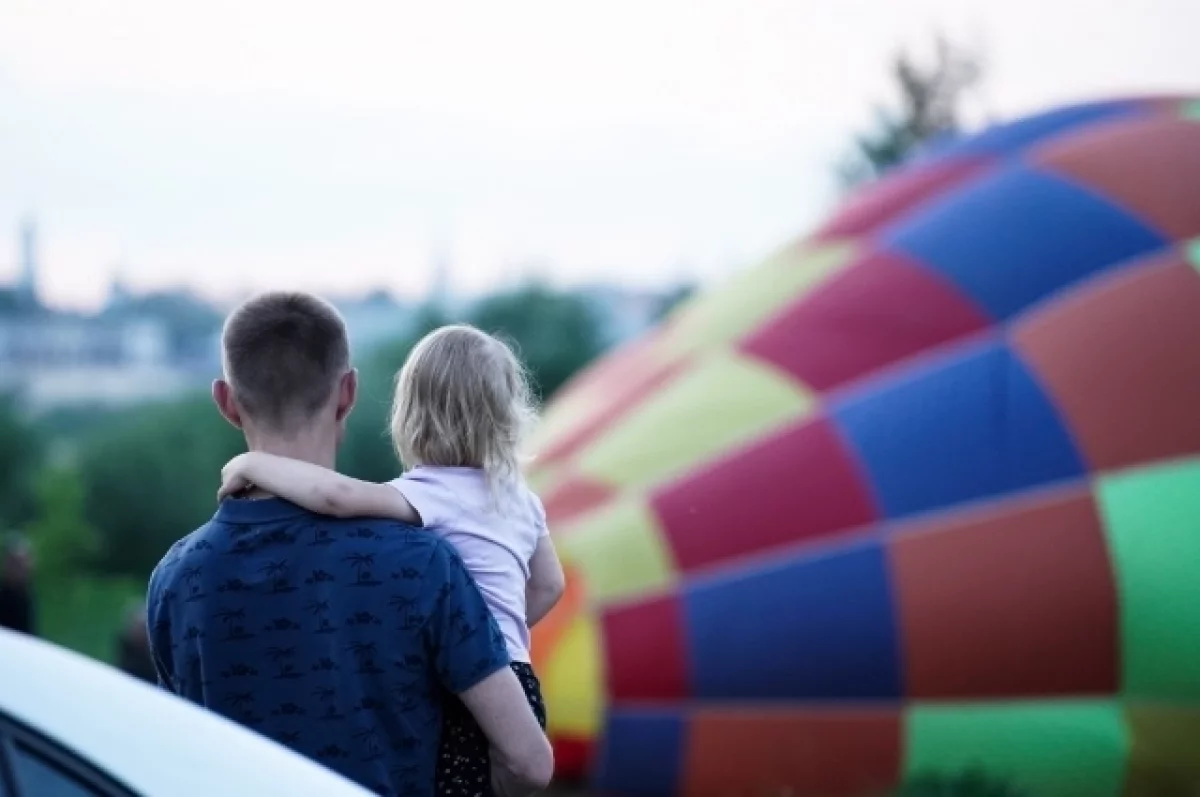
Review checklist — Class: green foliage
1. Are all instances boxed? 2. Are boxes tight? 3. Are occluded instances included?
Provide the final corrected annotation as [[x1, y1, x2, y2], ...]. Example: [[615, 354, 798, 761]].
[[840, 35, 983, 188], [75, 395, 244, 578], [27, 465, 99, 577], [35, 403, 121, 441], [0, 393, 44, 528], [26, 464, 142, 663]]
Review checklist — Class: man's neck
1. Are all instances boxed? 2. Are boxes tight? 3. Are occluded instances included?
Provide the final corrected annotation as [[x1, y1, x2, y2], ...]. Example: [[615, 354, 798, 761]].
[[249, 438, 337, 470], [239, 429, 338, 500]]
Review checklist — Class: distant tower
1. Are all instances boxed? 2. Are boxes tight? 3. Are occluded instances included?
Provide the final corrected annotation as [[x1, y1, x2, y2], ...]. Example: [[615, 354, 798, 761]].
[[17, 217, 39, 304]]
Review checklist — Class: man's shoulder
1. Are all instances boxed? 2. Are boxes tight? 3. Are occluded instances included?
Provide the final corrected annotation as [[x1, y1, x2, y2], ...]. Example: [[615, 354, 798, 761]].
[[146, 522, 219, 603], [326, 517, 448, 564]]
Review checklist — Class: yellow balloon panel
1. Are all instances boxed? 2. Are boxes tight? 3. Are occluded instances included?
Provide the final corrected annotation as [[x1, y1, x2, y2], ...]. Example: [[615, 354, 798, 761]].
[[575, 349, 815, 490], [660, 242, 856, 357], [1124, 704, 1200, 795], [542, 612, 604, 738], [558, 498, 677, 607], [530, 332, 684, 461]]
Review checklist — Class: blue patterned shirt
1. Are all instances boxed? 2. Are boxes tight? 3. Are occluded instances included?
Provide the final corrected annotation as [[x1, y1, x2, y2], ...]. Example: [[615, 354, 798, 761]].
[[146, 497, 511, 796]]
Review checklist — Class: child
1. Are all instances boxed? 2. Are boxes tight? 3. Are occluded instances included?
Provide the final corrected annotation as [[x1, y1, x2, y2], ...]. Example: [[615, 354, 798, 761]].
[[218, 323, 566, 796]]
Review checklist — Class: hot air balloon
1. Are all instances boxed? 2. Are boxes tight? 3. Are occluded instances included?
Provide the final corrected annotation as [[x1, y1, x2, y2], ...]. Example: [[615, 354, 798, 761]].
[[526, 96, 1200, 797]]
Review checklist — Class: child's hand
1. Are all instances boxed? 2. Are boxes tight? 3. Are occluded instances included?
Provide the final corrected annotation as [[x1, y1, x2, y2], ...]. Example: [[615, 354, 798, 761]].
[[217, 454, 253, 501]]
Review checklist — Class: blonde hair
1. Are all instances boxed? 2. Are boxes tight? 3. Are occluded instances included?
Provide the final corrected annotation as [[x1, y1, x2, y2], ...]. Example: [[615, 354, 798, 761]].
[[389, 324, 538, 493]]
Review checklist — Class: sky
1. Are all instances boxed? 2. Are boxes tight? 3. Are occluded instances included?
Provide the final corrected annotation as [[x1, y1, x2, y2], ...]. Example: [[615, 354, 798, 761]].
[[0, 0, 1196, 310]]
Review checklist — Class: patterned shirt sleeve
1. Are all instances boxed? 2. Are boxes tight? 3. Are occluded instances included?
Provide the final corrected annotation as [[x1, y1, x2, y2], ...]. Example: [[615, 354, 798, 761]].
[[421, 540, 511, 694], [144, 564, 176, 692]]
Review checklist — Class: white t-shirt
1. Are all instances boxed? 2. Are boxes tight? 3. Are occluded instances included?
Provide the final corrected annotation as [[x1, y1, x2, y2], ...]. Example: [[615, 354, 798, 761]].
[[388, 467, 547, 663]]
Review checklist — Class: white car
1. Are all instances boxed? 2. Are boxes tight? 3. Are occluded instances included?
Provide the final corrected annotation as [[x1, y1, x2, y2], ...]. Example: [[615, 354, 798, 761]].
[[0, 628, 374, 797]]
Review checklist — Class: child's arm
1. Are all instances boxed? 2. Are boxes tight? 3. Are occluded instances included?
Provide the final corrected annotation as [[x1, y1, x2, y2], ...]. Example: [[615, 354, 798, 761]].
[[525, 535, 566, 627], [219, 452, 420, 524]]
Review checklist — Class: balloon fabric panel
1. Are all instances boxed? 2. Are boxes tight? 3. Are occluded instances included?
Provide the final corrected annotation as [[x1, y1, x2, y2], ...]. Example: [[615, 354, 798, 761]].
[[601, 593, 689, 701], [831, 338, 1086, 520], [594, 710, 684, 797], [904, 701, 1128, 797], [1032, 116, 1200, 242], [1012, 249, 1200, 472], [1123, 706, 1200, 794], [539, 474, 615, 528], [907, 98, 1148, 165], [739, 248, 992, 392], [650, 416, 878, 573], [681, 709, 903, 796], [882, 164, 1168, 321], [1096, 459, 1200, 700], [812, 155, 993, 241], [684, 537, 900, 700], [888, 485, 1118, 699]]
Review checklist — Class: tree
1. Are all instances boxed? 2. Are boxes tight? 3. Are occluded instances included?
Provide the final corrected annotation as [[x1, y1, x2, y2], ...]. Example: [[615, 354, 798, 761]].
[[840, 35, 984, 187], [27, 463, 145, 663], [27, 465, 100, 579], [75, 396, 244, 578], [0, 394, 44, 529]]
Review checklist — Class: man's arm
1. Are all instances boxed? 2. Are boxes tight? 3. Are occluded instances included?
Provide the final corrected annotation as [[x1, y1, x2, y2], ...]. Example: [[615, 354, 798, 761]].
[[423, 542, 553, 796], [459, 669, 555, 797]]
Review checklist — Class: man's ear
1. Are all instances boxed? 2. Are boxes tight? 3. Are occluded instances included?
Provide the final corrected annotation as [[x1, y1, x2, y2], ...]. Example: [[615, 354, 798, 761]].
[[335, 369, 358, 422], [212, 379, 244, 429]]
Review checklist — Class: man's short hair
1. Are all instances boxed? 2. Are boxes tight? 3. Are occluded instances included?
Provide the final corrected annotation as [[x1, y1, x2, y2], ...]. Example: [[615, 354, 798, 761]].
[[221, 292, 351, 432]]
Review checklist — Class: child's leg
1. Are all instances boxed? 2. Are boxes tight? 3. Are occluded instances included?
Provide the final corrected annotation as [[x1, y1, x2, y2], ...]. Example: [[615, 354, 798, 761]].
[[435, 692, 491, 797], [434, 663, 548, 797], [508, 662, 547, 728]]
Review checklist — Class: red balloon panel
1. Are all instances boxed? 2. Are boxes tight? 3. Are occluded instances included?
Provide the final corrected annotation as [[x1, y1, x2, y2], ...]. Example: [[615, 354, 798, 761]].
[[889, 484, 1118, 699], [602, 593, 691, 701], [1033, 117, 1200, 242], [1012, 250, 1200, 473], [650, 416, 879, 573], [681, 708, 903, 797], [812, 155, 994, 241], [740, 248, 992, 392], [541, 473, 616, 529]]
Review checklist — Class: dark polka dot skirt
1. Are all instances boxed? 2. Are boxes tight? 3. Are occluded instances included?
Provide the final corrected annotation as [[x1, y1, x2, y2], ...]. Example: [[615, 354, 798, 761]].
[[436, 662, 547, 797]]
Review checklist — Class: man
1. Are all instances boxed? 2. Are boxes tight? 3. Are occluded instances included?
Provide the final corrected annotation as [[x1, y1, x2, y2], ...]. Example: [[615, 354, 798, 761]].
[[0, 534, 35, 635], [146, 292, 552, 797]]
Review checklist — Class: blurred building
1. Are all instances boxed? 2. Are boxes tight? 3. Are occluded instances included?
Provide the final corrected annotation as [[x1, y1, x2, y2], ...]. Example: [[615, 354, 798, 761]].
[[329, 290, 418, 355], [0, 222, 215, 412]]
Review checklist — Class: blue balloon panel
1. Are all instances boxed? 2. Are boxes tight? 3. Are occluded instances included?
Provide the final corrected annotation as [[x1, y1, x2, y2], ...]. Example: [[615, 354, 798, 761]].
[[593, 711, 685, 797], [911, 100, 1148, 165], [684, 538, 901, 700], [831, 338, 1086, 520], [882, 164, 1167, 320]]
